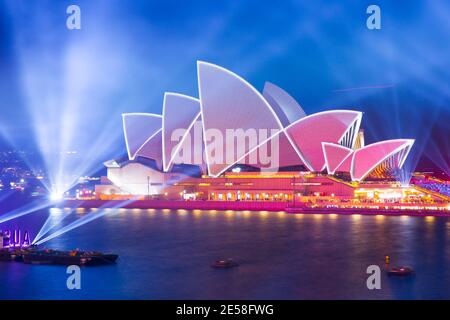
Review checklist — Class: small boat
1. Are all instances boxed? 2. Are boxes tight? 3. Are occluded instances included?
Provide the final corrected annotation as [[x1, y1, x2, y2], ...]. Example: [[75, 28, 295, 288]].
[[22, 249, 118, 266], [388, 266, 414, 276], [0, 249, 15, 262], [211, 258, 239, 269], [0, 248, 27, 262]]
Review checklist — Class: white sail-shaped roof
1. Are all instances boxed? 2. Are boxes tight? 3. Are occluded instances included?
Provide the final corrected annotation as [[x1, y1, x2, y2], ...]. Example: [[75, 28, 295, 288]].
[[135, 130, 163, 169], [122, 113, 162, 160], [167, 116, 206, 171], [162, 92, 201, 172], [120, 61, 414, 182], [263, 82, 306, 127], [197, 61, 283, 177]]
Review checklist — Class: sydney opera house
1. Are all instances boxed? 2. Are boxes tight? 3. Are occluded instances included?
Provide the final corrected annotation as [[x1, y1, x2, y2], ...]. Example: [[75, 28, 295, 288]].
[[94, 62, 435, 204]]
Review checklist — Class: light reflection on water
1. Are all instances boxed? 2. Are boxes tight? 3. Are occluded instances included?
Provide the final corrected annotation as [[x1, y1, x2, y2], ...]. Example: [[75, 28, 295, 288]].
[[0, 208, 449, 299]]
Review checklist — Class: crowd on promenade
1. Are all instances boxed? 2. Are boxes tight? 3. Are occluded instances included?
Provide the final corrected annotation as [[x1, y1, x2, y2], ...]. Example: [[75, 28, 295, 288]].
[[414, 179, 450, 197]]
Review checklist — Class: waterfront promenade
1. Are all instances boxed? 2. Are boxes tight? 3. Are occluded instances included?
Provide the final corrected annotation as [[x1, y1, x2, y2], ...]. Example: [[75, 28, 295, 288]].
[[62, 199, 450, 216]]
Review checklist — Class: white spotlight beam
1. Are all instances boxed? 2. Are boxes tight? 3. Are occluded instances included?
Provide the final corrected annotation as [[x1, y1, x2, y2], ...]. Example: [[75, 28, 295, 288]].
[[0, 201, 52, 224], [34, 198, 139, 245]]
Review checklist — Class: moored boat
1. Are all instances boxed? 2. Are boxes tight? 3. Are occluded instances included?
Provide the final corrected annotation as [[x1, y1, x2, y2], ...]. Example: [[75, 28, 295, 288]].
[[22, 249, 118, 266], [388, 266, 414, 276], [0, 248, 15, 261], [211, 258, 239, 269], [0, 248, 28, 262]]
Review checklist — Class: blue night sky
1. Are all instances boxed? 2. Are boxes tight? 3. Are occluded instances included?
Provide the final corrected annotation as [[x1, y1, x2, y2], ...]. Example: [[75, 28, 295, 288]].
[[0, 0, 449, 175]]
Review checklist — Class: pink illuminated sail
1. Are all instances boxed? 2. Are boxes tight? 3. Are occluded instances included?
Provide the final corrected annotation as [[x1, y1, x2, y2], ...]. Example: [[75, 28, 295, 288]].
[[286, 110, 362, 171], [351, 139, 413, 181], [322, 142, 354, 174]]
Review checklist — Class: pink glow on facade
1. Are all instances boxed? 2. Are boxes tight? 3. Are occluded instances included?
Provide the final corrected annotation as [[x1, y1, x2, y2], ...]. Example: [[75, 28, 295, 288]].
[[285, 111, 361, 171], [322, 142, 353, 174], [351, 139, 414, 181], [336, 153, 352, 172], [240, 130, 304, 169]]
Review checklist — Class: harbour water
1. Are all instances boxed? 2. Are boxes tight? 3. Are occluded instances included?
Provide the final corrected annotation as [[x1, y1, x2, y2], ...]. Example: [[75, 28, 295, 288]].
[[0, 208, 449, 299]]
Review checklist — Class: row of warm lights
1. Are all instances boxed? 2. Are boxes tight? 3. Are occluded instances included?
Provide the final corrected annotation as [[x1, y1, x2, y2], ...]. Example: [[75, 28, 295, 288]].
[[59, 208, 444, 224], [208, 191, 307, 199], [65, 207, 286, 216], [324, 204, 450, 211]]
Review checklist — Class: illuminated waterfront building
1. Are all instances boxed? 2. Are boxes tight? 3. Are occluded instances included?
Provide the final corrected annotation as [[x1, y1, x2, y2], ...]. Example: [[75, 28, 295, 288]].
[[93, 62, 449, 204]]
